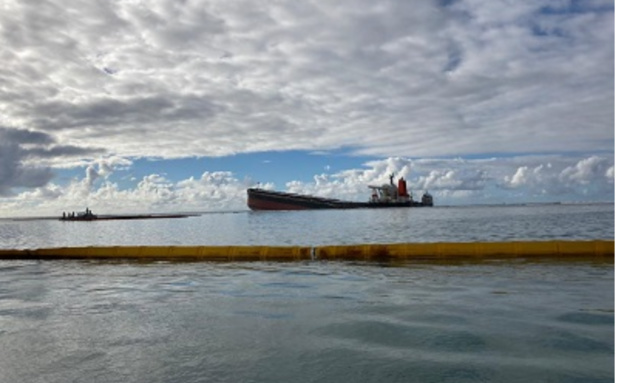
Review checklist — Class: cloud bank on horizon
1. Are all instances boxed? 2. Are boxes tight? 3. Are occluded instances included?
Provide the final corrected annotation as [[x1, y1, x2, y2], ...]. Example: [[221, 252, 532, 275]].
[[0, 0, 614, 215]]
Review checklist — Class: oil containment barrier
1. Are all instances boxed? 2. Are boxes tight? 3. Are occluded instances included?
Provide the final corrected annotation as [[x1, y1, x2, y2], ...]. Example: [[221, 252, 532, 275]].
[[0, 240, 613, 262]]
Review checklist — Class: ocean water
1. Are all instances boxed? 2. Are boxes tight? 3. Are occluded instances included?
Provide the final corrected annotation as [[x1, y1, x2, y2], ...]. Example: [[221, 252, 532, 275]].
[[0, 203, 614, 382], [0, 260, 613, 383], [0, 203, 613, 249]]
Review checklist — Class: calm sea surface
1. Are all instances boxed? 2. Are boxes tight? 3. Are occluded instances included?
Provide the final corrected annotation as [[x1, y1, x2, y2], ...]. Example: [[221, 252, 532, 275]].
[[0, 204, 614, 382], [0, 203, 613, 249]]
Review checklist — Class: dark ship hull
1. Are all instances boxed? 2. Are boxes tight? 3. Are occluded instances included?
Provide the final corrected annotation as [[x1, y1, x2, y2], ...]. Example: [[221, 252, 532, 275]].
[[247, 188, 430, 211]]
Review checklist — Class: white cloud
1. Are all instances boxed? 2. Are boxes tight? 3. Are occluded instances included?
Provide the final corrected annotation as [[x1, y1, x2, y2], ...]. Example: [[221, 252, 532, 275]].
[[1, 160, 250, 216], [503, 165, 546, 189], [0, 154, 613, 216], [559, 156, 612, 185], [84, 156, 133, 189], [605, 166, 614, 180], [286, 155, 615, 204]]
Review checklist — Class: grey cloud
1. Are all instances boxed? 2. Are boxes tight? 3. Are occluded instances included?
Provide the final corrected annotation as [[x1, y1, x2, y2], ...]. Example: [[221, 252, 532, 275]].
[[0, 128, 54, 195], [0, 127, 54, 145], [31, 95, 222, 132], [121, 1, 226, 50], [0, 127, 105, 195], [0, 0, 613, 160], [25, 145, 105, 158]]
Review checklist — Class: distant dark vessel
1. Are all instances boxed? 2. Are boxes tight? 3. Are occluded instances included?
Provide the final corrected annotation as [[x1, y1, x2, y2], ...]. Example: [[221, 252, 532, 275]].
[[247, 175, 433, 211], [60, 208, 194, 221], [60, 208, 97, 221]]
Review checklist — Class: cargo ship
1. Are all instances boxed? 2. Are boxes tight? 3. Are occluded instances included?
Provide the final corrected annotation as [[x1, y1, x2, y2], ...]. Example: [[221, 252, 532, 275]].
[[247, 175, 433, 211]]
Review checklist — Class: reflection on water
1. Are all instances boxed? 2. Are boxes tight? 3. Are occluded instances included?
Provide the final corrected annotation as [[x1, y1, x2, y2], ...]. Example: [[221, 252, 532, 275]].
[[0, 260, 613, 383]]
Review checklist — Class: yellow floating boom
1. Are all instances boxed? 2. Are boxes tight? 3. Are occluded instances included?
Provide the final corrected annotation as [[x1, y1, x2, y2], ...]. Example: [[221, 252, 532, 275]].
[[0, 245, 311, 262], [0, 240, 613, 262], [316, 241, 614, 261]]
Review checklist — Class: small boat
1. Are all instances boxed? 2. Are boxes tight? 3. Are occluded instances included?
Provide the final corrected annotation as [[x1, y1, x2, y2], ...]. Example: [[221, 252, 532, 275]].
[[247, 175, 433, 211], [60, 208, 97, 221]]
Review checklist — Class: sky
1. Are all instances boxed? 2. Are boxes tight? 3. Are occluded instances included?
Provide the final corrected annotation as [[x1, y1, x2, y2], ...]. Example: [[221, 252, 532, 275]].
[[0, 0, 614, 217]]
